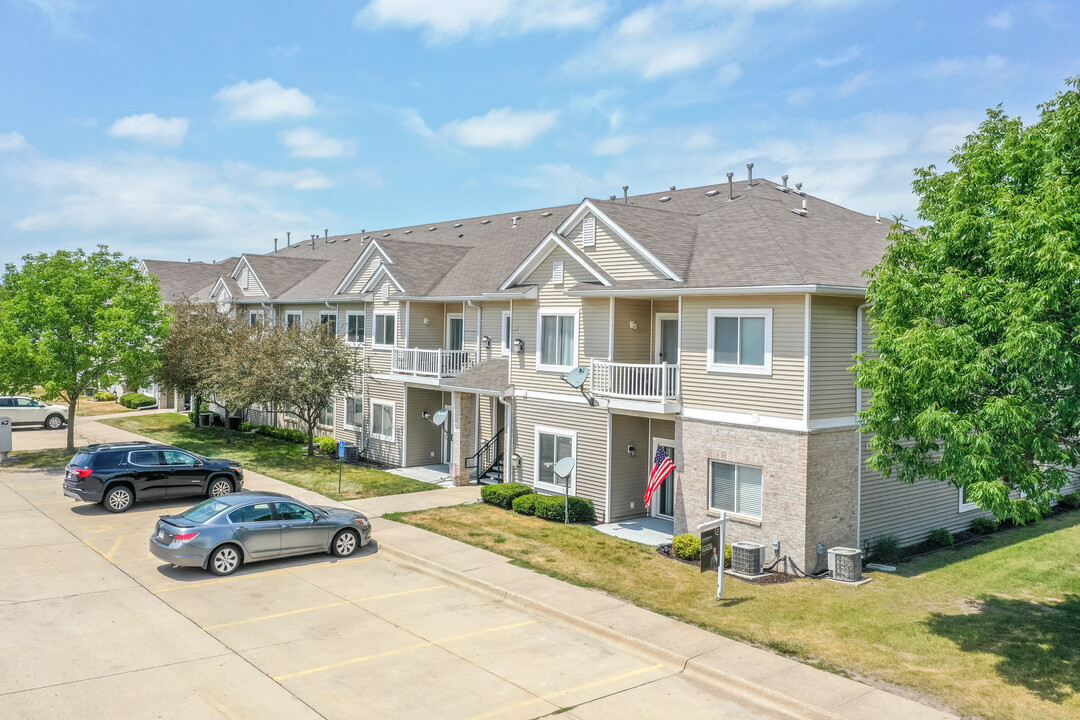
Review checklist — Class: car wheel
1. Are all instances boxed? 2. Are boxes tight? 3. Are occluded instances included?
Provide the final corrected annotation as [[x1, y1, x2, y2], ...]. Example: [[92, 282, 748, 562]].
[[103, 485, 134, 513], [208, 544, 241, 576], [44, 414, 64, 430], [208, 478, 233, 497], [332, 528, 360, 557]]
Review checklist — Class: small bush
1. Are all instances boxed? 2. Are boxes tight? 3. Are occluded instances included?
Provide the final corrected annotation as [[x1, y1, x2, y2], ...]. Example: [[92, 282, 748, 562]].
[[532, 494, 595, 524], [239, 421, 254, 432], [672, 533, 701, 561], [94, 391, 117, 402], [481, 482, 533, 509], [970, 516, 999, 535], [1059, 492, 1080, 510], [511, 493, 540, 515], [928, 528, 955, 547], [872, 534, 902, 563], [253, 424, 307, 444], [314, 436, 337, 454], [119, 392, 156, 409]]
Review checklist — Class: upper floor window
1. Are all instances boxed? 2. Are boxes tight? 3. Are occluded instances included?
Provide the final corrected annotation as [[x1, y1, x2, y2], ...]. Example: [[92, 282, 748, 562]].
[[537, 309, 577, 371], [346, 311, 365, 343], [706, 308, 772, 375], [501, 310, 512, 355], [285, 311, 302, 329], [373, 312, 396, 349], [319, 312, 337, 335]]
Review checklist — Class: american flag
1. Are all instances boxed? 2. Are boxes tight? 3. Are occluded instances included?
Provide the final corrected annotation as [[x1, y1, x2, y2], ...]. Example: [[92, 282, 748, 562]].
[[644, 445, 676, 509]]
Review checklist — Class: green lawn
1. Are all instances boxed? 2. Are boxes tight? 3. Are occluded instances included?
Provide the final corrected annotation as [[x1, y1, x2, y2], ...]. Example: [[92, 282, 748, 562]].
[[387, 503, 1080, 720], [98, 413, 432, 501]]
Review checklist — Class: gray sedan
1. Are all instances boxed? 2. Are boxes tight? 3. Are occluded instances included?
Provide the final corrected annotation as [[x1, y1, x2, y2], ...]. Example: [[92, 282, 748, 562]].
[[149, 490, 371, 575]]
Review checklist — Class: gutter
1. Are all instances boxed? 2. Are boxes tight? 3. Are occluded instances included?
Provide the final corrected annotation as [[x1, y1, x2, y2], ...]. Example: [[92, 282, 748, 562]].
[[564, 284, 867, 298]]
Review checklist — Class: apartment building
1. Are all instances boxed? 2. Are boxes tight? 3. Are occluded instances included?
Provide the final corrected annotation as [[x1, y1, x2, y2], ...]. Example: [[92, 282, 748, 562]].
[[144, 175, 1052, 573]]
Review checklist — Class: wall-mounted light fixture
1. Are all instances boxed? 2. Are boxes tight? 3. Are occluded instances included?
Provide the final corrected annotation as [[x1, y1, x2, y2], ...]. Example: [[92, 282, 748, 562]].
[[512, 338, 525, 354], [629, 320, 638, 330], [422, 411, 432, 421], [627, 444, 636, 456], [423, 317, 429, 325], [481, 335, 491, 348]]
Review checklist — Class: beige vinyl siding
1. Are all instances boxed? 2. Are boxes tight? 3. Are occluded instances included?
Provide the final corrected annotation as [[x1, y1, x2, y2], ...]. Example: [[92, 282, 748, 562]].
[[238, 261, 268, 297], [566, 216, 664, 281], [463, 302, 478, 351], [513, 396, 608, 521], [609, 414, 650, 521], [477, 301, 510, 363], [408, 302, 444, 349], [581, 297, 609, 361], [680, 295, 805, 419], [368, 281, 401, 375], [478, 396, 496, 444], [652, 298, 678, 315], [613, 299, 651, 363], [363, 377, 405, 466], [809, 296, 859, 421], [405, 386, 445, 465], [347, 255, 387, 294]]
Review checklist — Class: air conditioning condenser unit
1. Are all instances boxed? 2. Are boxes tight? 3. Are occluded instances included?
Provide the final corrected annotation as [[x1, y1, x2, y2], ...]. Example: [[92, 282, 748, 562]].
[[828, 547, 863, 582], [731, 541, 765, 576]]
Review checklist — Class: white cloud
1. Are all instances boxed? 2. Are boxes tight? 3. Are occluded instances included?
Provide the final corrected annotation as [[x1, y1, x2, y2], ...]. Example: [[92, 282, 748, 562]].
[[591, 135, 639, 155], [985, 8, 1014, 29], [279, 128, 356, 158], [787, 88, 815, 105], [836, 70, 873, 97], [19, 0, 84, 35], [401, 108, 437, 139], [815, 45, 862, 68], [214, 79, 316, 122], [925, 55, 1009, 79], [108, 114, 189, 146], [228, 163, 337, 190], [355, 0, 606, 40], [715, 63, 742, 86], [503, 163, 599, 198], [0, 132, 31, 153], [441, 107, 560, 148], [269, 45, 301, 58]]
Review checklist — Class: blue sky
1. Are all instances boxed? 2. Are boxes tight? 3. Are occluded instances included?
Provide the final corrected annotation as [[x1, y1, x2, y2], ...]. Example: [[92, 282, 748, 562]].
[[0, 0, 1076, 268]]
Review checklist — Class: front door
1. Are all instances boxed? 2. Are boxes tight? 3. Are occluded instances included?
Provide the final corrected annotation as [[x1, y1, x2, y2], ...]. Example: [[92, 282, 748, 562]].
[[651, 439, 675, 519], [655, 315, 679, 364], [447, 315, 464, 351]]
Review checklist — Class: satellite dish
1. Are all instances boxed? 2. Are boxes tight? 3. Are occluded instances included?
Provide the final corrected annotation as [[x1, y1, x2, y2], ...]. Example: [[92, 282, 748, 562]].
[[564, 366, 589, 389], [431, 409, 449, 427], [553, 456, 576, 479]]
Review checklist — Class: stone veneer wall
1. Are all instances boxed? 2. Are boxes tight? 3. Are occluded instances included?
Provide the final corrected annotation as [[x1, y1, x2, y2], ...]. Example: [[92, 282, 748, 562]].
[[804, 428, 859, 574]]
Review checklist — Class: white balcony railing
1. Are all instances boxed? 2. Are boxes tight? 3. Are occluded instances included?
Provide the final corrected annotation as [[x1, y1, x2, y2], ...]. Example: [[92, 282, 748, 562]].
[[591, 359, 680, 402], [391, 348, 476, 378]]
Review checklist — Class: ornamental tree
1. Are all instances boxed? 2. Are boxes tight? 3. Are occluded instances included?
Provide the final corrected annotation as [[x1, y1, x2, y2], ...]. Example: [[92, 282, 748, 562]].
[[0, 247, 168, 452], [855, 78, 1080, 523]]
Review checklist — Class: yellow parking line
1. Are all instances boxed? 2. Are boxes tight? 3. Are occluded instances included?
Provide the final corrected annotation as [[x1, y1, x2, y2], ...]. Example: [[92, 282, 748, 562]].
[[152, 556, 372, 594], [103, 535, 125, 561], [202, 584, 448, 631], [272, 620, 537, 682]]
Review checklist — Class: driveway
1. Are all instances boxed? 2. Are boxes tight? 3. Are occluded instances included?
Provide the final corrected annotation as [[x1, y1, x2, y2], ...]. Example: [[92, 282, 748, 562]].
[[0, 464, 789, 720]]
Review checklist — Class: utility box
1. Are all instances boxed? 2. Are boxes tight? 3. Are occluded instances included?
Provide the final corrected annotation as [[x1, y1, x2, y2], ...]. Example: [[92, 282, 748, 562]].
[[341, 442, 359, 463], [731, 541, 766, 576], [828, 547, 863, 582], [0, 416, 12, 459]]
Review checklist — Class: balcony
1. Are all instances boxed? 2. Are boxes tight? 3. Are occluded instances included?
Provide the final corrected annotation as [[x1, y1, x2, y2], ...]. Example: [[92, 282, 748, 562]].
[[591, 359, 680, 404], [391, 348, 476, 378]]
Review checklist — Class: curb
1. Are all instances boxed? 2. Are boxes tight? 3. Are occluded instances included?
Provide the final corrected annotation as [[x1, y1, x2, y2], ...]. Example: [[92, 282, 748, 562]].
[[376, 538, 844, 720]]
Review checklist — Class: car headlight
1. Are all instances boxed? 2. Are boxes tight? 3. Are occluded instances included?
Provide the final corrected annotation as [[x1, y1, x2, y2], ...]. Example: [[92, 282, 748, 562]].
[[354, 517, 369, 528]]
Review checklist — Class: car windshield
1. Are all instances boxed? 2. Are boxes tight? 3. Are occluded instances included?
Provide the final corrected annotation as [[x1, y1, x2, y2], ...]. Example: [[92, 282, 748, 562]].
[[179, 498, 230, 523]]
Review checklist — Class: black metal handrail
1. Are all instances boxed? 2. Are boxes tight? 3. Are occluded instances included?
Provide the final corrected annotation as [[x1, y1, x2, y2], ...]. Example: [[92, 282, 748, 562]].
[[465, 428, 504, 478]]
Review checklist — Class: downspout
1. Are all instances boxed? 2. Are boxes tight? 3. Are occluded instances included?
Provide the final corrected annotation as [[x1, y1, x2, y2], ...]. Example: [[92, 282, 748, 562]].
[[855, 302, 870, 550], [499, 394, 514, 484], [260, 301, 274, 325], [467, 299, 480, 356]]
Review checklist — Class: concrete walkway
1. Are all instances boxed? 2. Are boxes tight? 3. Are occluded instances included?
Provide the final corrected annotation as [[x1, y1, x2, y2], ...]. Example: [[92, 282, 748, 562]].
[[14, 414, 956, 720]]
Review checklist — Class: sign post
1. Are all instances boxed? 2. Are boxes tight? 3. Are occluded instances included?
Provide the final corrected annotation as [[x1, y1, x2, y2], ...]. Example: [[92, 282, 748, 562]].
[[698, 512, 727, 600], [337, 440, 346, 493]]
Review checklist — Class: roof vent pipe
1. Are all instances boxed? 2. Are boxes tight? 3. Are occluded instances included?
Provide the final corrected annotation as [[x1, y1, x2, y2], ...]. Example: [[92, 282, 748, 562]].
[[622, 185, 629, 204], [876, 212, 881, 223], [274, 238, 278, 253], [310, 234, 316, 251], [324, 229, 328, 243], [727, 171, 734, 200], [796, 182, 803, 192], [512, 216, 521, 228], [803, 198, 808, 211], [782, 174, 789, 188], [669, 185, 676, 191], [609, 194, 616, 201], [747, 162, 754, 188], [286, 231, 291, 247]]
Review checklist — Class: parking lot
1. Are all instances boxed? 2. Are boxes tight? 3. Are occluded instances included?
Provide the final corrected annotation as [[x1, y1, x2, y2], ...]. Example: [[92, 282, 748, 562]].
[[0, 463, 785, 719]]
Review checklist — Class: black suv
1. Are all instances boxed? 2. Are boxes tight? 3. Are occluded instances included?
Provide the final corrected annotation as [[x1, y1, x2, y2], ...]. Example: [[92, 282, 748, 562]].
[[63, 442, 244, 513]]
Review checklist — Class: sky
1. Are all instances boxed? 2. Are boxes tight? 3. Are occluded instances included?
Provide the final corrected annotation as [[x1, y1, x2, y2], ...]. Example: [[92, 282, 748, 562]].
[[0, 0, 1077, 269]]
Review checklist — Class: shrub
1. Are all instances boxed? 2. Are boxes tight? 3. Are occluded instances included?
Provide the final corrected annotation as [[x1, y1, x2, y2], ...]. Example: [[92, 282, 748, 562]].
[[672, 533, 701, 561], [872, 534, 902, 563], [119, 392, 156, 409], [928, 528, 955, 547], [239, 421, 254, 432], [970, 516, 999, 535], [314, 436, 337, 454], [481, 482, 533, 509], [532, 494, 595, 524], [253, 424, 307, 444], [1059, 492, 1080, 510], [94, 391, 117, 402], [512, 493, 540, 515]]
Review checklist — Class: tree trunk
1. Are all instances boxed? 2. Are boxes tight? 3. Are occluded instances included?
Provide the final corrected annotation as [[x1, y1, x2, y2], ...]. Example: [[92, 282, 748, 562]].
[[193, 393, 203, 426], [306, 420, 315, 458], [223, 406, 232, 444], [65, 392, 77, 454]]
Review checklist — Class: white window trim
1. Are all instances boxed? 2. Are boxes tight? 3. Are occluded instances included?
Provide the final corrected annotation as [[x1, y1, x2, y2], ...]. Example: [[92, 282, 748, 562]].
[[370, 399, 395, 441], [248, 309, 265, 326], [501, 310, 512, 355], [346, 310, 365, 346], [706, 308, 772, 376], [285, 310, 302, 328], [446, 313, 464, 351], [708, 459, 763, 520], [533, 425, 577, 495], [373, 311, 397, 350], [535, 308, 579, 373], [958, 487, 978, 513], [344, 393, 363, 431]]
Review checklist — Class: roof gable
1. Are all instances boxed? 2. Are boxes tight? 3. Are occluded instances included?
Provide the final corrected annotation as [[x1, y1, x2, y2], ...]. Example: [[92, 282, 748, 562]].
[[499, 231, 612, 290], [556, 200, 683, 282], [230, 255, 268, 297], [361, 264, 405, 294], [334, 240, 393, 295]]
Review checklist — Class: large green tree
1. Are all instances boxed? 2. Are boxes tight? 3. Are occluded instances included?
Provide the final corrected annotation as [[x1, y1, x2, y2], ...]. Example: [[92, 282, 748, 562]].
[[0, 247, 168, 452], [855, 78, 1080, 523]]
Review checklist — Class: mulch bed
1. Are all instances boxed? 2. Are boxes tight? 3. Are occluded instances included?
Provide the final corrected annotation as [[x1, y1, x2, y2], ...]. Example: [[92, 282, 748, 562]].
[[656, 544, 798, 584]]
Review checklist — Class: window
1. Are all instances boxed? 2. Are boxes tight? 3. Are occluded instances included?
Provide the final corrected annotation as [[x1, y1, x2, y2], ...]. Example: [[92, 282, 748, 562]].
[[129, 450, 164, 466], [318, 400, 334, 427], [248, 310, 265, 326], [582, 216, 596, 247], [535, 427, 575, 492], [709, 461, 763, 519], [285, 311, 302, 329], [275, 502, 314, 522], [344, 394, 363, 430], [959, 486, 977, 512], [374, 312, 396, 349], [162, 450, 196, 466], [346, 311, 365, 343], [537, 309, 577, 370], [706, 309, 772, 374], [228, 503, 274, 524], [371, 400, 395, 440], [446, 314, 464, 351], [319, 311, 337, 335], [501, 310, 512, 355]]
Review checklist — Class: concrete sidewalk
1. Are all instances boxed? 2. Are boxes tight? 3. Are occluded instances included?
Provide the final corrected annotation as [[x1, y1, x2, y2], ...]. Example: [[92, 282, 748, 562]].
[[31, 415, 955, 720]]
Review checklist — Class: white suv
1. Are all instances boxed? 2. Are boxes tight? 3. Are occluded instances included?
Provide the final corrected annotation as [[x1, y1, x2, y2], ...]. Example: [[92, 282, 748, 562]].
[[0, 396, 68, 429]]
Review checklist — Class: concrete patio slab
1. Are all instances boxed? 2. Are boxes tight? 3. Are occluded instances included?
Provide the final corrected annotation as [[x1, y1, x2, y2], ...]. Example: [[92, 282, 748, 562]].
[[594, 515, 675, 546]]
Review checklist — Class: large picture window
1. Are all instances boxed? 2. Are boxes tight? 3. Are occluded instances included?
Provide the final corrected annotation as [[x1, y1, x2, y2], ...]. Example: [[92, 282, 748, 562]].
[[706, 309, 772, 374], [371, 400, 395, 441], [346, 311, 365, 344], [373, 312, 396, 349], [537, 309, 577, 370], [709, 461, 763, 519], [534, 427, 575, 492]]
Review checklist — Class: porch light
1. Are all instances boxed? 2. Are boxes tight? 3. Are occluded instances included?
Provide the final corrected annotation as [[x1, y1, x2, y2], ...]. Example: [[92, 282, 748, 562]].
[[629, 320, 638, 330], [423, 317, 429, 325], [481, 335, 491, 348], [627, 445, 635, 456], [512, 338, 524, 354]]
